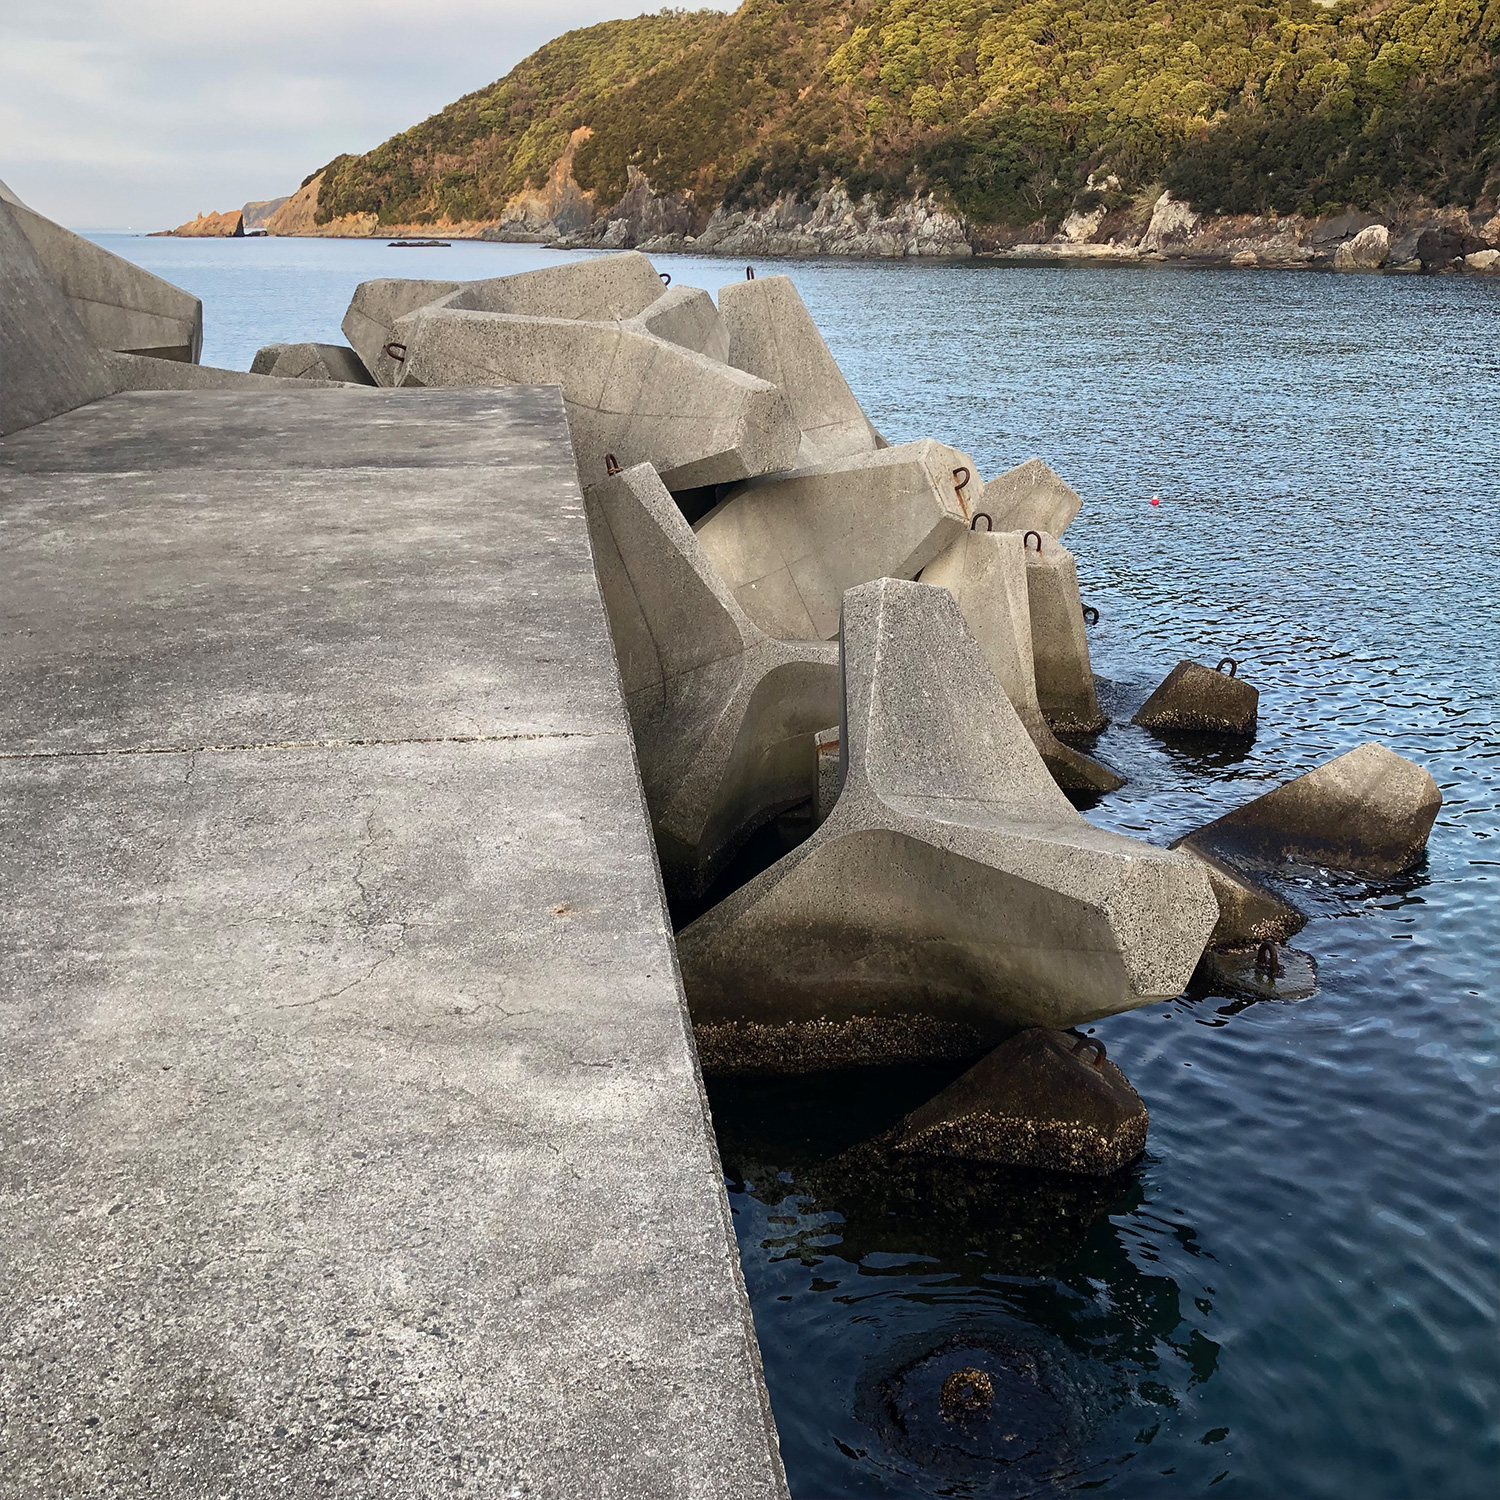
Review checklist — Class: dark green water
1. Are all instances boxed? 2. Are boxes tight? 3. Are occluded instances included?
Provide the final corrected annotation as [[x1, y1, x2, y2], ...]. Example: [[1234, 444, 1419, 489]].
[[95, 236, 1499, 1498]]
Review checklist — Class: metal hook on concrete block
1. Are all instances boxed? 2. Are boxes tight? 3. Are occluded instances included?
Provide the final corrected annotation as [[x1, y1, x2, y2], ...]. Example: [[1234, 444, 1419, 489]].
[[952, 466, 971, 500], [746, 266, 756, 280], [383, 342, 407, 363], [1216, 657, 1239, 677], [1082, 604, 1100, 625], [605, 454, 622, 476], [970, 512, 993, 532], [659, 272, 671, 287], [1071, 1035, 1107, 1069], [1255, 941, 1282, 978], [1024, 530, 1043, 554]]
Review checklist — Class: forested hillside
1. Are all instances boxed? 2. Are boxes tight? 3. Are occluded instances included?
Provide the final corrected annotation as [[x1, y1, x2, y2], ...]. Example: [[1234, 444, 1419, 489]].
[[311, 0, 1498, 233]]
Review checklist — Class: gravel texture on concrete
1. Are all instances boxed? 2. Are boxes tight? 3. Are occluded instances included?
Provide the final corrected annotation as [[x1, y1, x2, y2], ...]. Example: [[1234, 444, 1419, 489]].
[[0, 385, 787, 1499]]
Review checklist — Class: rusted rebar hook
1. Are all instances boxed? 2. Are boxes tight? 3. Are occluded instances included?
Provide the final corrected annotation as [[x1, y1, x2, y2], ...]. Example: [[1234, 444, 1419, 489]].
[[659, 271, 671, 287], [1216, 657, 1239, 677], [605, 453, 622, 477], [970, 512, 993, 532], [1071, 1035, 1107, 1069], [952, 467, 971, 511], [746, 265, 756, 280], [1082, 604, 1100, 625], [383, 341, 407, 363], [1024, 530, 1043, 555], [1254, 941, 1282, 979]]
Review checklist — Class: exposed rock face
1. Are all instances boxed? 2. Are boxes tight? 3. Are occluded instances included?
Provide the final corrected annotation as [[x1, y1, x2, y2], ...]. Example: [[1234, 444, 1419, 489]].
[[691, 186, 972, 259], [241, 196, 290, 230], [166, 209, 244, 238], [1334, 224, 1390, 270], [1139, 191, 1201, 253], [882, 1028, 1150, 1177]]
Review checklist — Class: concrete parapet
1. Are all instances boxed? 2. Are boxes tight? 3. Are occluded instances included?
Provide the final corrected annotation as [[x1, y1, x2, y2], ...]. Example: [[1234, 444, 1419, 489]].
[[695, 439, 976, 640], [921, 527, 1123, 792], [881, 1028, 1148, 1176], [5, 191, 202, 363], [1174, 741, 1442, 877], [679, 578, 1217, 1071], [251, 341, 378, 384], [718, 274, 884, 463], [0, 194, 116, 436], [974, 458, 1082, 537], [1024, 530, 1107, 734], [392, 306, 798, 490], [584, 461, 838, 898], [1134, 659, 1259, 737]]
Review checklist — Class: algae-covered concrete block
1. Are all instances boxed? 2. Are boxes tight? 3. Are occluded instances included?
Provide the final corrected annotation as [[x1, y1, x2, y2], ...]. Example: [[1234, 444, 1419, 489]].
[[921, 527, 1122, 792], [1134, 659, 1258, 737], [695, 439, 975, 640], [0, 194, 116, 436], [585, 462, 838, 898], [4, 190, 202, 363], [1024, 530, 1107, 734], [251, 342, 378, 385], [1175, 741, 1441, 876], [974, 458, 1082, 537], [678, 578, 1217, 1072], [718, 274, 884, 463], [885, 1028, 1148, 1176], [394, 306, 799, 490], [1180, 846, 1306, 946]]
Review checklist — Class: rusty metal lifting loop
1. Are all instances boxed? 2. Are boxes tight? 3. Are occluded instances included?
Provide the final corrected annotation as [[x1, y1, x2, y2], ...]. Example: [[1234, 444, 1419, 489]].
[[1082, 604, 1100, 625], [970, 512, 993, 532], [1024, 530, 1043, 555], [1071, 1035, 1107, 1069], [952, 465, 970, 497], [604, 454, 622, 477], [1216, 657, 1238, 678], [659, 272, 671, 287], [746, 265, 756, 280], [1254, 941, 1282, 979], [383, 342, 407, 363]]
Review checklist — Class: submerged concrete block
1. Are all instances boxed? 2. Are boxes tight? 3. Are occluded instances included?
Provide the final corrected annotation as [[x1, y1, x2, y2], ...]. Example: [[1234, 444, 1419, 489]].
[[1175, 741, 1441, 877], [974, 458, 1082, 537], [1181, 846, 1306, 946], [921, 527, 1122, 793], [0, 195, 116, 436], [251, 342, 378, 385], [394, 305, 799, 490], [5, 192, 202, 362], [718, 274, 884, 463], [695, 440, 976, 640], [1134, 659, 1258, 737], [1200, 943, 1317, 1001], [678, 578, 1218, 1071], [1025, 530, 1107, 734], [585, 462, 838, 898], [344, 252, 667, 387], [885, 1029, 1148, 1176], [626, 283, 729, 364]]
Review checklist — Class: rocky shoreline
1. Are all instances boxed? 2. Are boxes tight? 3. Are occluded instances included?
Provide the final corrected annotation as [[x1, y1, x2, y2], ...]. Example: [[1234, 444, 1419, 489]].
[[198, 167, 1500, 278]]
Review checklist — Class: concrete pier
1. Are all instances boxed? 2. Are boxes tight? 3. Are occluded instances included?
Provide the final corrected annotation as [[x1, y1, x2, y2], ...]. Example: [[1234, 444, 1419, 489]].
[[0, 387, 786, 1497]]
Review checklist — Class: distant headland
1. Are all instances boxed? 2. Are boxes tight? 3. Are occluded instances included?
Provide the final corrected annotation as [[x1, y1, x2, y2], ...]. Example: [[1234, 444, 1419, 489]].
[[160, 0, 1500, 274]]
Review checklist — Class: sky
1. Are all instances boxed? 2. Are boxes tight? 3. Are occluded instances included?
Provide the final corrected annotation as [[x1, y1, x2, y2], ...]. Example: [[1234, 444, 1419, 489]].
[[0, 1, 737, 230]]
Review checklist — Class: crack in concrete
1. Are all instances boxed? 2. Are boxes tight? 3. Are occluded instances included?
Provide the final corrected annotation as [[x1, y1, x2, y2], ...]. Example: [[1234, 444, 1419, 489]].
[[0, 730, 622, 761]]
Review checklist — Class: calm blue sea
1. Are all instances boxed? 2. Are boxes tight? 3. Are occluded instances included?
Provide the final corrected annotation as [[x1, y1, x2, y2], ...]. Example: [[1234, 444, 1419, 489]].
[[92, 232, 1500, 1499]]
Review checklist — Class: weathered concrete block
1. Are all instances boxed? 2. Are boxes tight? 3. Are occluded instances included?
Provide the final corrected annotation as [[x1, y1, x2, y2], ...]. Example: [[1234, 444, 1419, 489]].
[[974, 458, 1081, 537], [679, 578, 1217, 1072], [921, 527, 1122, 792], [0, 193, 116, 436], [813, 726, 841, 825], [884, 1029, 1148, 1176], [628, 283, 729, 363], [695, 439, 976, 640], [1133, 659, 1258, 737], [4, 188, 202, 362], [344, 252, 667, 386], [585, 462, 838, 897], [251, 342, 378, 385], [1175, 741, 1441, 877], [393, 306, 799, 490], [1180, 846, 1306, 946], [103, 352, 354, 393], [718, 274, 884, 463], [1200, 943, 1317, 1001], [1025, 530, 1107, 734]]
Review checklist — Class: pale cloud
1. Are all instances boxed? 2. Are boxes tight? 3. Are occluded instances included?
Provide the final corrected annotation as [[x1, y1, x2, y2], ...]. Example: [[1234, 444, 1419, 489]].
[[0, 2, 735, 228]]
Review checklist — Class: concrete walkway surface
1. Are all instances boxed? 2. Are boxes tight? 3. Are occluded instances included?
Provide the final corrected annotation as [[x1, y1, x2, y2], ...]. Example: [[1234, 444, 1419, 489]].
[[0, 386, 787, 1498]]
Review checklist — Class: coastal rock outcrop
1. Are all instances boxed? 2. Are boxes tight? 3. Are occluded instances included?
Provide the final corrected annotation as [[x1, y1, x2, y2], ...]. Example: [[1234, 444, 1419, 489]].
[[163, 209, 244, 238]]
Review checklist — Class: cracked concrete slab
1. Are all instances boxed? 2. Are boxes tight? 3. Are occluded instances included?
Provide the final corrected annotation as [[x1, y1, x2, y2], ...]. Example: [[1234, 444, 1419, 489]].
[[0, 385, 787, 1499]]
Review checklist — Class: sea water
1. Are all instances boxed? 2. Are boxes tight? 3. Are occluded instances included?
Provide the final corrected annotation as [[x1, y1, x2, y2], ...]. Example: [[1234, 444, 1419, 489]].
[[90, 232, 1500, 1498]]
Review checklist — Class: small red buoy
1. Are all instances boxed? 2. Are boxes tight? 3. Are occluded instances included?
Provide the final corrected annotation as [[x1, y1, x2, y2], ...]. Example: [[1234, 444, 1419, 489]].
[[1150, 494, 1161, 506]]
